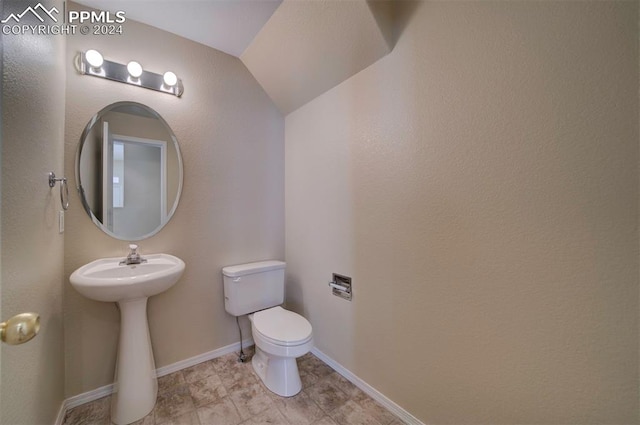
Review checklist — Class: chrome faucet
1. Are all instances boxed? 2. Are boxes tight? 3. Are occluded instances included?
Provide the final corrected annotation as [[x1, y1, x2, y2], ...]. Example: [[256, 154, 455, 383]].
[[120, 244, 147, 265]]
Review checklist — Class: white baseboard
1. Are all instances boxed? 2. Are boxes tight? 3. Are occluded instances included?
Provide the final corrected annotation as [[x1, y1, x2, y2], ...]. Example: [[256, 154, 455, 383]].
[[54, 338, 254, 425], [54, 400, 69, 425], [54, 383, 114, 425], [310, 347, 425, 425], [156, 337, 254, 378], [55, 340, 422, 425]]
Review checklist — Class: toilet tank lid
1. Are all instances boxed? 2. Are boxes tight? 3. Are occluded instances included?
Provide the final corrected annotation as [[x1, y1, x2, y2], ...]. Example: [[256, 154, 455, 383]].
[[222, 260, 285, 277]]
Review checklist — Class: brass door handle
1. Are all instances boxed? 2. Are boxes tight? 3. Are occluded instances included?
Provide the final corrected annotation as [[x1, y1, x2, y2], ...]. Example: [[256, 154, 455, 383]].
[[0, 313, 40, 345]]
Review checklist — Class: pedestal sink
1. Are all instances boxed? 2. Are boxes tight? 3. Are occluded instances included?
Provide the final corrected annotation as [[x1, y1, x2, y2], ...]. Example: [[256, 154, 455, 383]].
[[70, 253, 185, 425]]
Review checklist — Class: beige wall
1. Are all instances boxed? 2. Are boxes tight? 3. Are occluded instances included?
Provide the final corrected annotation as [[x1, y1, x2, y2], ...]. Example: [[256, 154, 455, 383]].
[[64, 5, 284, 397], [241, 0, 392, 114], [285, 1, 638, 423], [1, 0, 66, 423]]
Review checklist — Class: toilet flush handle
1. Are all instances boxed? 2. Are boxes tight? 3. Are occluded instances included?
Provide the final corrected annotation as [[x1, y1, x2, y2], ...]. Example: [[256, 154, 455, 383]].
[[233, 277, 241, 283]]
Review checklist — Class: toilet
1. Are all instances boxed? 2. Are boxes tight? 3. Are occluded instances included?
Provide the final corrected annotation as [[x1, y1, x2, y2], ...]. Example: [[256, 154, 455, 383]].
[[222, 260, 313, 397]]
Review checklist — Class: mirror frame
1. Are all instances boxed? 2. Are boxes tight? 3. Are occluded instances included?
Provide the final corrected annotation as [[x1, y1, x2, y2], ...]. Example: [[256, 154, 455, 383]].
[[75, 101, 184, 241]]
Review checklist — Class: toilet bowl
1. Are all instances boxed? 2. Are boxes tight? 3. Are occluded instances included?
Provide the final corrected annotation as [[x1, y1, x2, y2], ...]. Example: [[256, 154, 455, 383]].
[[221, 261, 313, 397], [249, 306, 313, 397]]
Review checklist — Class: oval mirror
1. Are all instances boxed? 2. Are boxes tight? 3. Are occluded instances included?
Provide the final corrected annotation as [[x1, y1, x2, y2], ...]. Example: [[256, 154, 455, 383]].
[[76, 101, 183, 241]]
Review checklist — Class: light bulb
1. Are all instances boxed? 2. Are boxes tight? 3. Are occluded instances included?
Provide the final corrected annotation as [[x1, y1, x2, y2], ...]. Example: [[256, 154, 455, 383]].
[[85, 49, 103, 68], [163, 71, 178, 87], [127, 61, 143, 78]]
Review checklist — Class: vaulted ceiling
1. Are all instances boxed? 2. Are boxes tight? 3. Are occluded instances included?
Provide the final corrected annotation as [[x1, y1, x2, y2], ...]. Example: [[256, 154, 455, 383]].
[[75, 0, 283, 57], [75, 0, 398, 114]]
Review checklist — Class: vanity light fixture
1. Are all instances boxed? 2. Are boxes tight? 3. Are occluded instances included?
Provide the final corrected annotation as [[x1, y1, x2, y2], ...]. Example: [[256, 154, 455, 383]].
[[85, 49, 103, 69], [127, 61, 143, 79], [163, 71, 178, 87], [76, 50, 184, 97]]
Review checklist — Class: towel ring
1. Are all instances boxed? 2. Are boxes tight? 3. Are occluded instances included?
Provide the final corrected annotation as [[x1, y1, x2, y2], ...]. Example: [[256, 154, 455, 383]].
[[48, 172, 69, 211]]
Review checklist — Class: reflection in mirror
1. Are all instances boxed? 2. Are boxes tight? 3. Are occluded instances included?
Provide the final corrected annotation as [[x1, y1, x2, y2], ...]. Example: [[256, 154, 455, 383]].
[[76, 102, 183, 240]]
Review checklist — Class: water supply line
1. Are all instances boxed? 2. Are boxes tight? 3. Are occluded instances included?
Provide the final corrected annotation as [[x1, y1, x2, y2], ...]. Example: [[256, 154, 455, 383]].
[[236, 316, 247, 363]]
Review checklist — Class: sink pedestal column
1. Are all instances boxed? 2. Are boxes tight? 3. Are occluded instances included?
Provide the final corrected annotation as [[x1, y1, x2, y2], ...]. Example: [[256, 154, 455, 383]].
[[111, 297, 157, 425]]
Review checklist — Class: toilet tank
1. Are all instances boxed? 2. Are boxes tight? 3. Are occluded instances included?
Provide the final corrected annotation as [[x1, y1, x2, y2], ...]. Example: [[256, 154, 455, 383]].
[[222, 260, 285, 316]]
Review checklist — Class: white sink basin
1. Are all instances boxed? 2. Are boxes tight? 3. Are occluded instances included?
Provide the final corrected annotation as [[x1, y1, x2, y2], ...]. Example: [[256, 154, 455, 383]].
[[70, 254, 185, 302], [69, 253, 185, 425]]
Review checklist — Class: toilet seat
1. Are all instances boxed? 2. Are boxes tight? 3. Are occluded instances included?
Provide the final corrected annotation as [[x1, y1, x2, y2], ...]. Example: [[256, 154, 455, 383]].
[[252, 306, 312, 347]]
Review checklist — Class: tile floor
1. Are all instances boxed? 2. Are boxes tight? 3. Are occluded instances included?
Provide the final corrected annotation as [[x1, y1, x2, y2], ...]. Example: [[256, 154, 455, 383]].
[[63, 348, 405, 425]]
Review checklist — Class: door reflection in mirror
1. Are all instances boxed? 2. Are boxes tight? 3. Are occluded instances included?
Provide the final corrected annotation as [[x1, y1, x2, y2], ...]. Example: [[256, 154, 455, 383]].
[[106, 131, 167, 238], [112, 142, 125, 209]]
